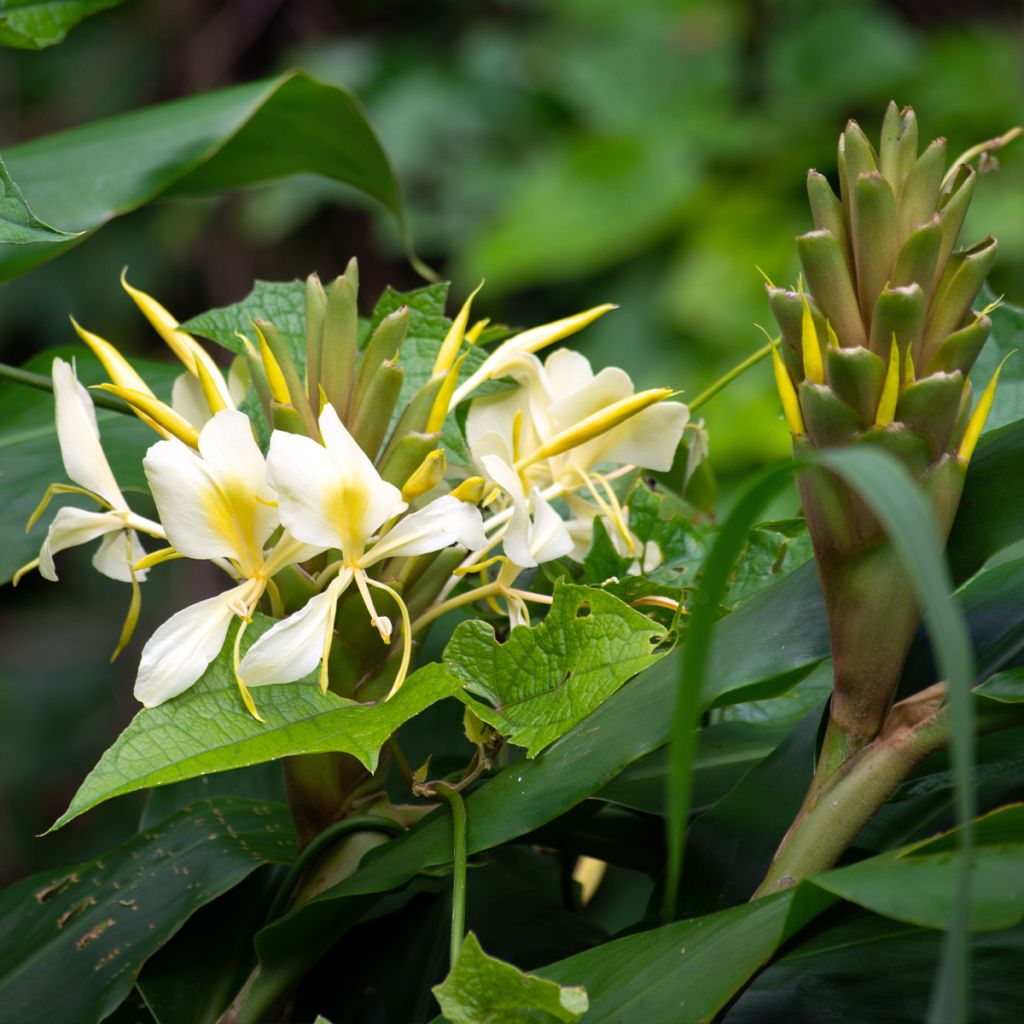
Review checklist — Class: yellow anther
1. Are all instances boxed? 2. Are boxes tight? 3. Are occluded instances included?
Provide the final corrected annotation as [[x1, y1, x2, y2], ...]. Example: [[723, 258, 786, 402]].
[[432, 281, 483, 376], [959, 351, 1016, 463], [799, 293, 824, 385], [254, 325, 290, 405], [401, 449, 446, 502], [768, 337, 804, 435], [515, 388, 674, 471], [450, 476, 485, 504], [875, 336, 900, 427], [94, 384, 200, 447]]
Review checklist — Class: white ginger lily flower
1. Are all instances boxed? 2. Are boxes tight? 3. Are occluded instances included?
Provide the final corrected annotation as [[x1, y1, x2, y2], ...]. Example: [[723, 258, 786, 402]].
[[14, 358, 166, 658], [135, 409, 318, 717], [467, 347, 688, 562], [239, 404, 486, 698]]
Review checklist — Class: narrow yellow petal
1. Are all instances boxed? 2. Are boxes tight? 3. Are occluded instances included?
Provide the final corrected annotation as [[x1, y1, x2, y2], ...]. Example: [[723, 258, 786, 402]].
[[875, 336, 900, 426], [903, 346, 916, 387], [426, 355, 467, 433], [826, 321, 840, 349], [121, 269, 198, 374], [800, 296, 824, 385], [70, 318, 155, 396], [432, 281, 483, 376], [255, 326, 290, 405], [196, 358, 229, 414], [515, 387, 675, 470], [133, 546, 183, 571], [959, 351, 1016, 462], [401, 449, 446, 501], [94, 384, 200, 447], [464, 318, 489, 346], [769, 340, 804, 435]]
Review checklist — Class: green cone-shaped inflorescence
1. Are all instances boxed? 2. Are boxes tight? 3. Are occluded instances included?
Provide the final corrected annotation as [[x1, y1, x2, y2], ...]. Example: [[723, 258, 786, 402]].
[[768, 103, 1011, 767]]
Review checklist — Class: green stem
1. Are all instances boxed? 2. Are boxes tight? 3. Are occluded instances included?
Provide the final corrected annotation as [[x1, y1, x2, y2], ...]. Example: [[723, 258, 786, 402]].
[[0, 362, 129, 412], [756, 683, 949, 897], [688, 343, 771, 412], [263, 814, 404, 924], [410, 580, 501, 633], [435, 783, 468, 968]]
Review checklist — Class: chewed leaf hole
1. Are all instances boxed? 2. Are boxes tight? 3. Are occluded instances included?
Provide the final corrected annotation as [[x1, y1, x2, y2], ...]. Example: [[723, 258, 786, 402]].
[[575, 602, 592, 618]]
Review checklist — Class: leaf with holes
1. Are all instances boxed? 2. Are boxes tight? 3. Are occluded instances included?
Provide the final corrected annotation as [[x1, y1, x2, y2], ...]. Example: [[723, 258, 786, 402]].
[[0, 797, 295, 1024], [445, 582, 667, 757]]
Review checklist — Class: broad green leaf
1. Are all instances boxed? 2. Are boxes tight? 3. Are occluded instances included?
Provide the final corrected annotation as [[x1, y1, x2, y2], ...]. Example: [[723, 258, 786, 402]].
[[0, 154, 78, 242], [974, 667, 1024, 703], [0, 347, 177, 584], [434, 932, 588, 1024], [181, 280, 306, 362], [0, 71, 408, 281], [51, 624, 461, 830], [0, 797, 294, 1024], [725, 913, 1024, 1024], [0, 0, 125, 49], [446, 583, 666, 756]]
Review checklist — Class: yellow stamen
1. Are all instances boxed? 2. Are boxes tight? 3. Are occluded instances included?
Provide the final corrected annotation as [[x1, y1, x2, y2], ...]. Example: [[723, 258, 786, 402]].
[[354, 570, 391, 644], [454, 554, 508, 577], [232, 616, 265, 722], [585, 471, 635, 556], [26, 483, 109, 532], [111, 534, 142, 662], [12, 557, 40, 587], [800, 293, 824, 385], [959, 352, 1016, 462], [133, 546, 183, 571], [875, 336, 900, 427], [94, 384, 200, 446], [515, 388, 674, 471], [432, 281, 483, 376], [367, 576, 413, 699], [401, 449, 446, 502]]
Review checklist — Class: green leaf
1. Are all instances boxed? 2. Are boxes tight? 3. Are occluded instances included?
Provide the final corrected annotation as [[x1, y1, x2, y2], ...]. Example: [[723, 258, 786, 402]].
[[0, 71, 409, 282], [434, 932, 588, 1024], [974, 667, 1024, 703], [970, 294, 1024, 433], [0, 797, 294, 1024], [0, 347, 177, 585], [0, 154, 79, 242], [0, 0, 125, 49], [446, 583, 666, 757], [51, 623, 461, 830], [181, 280, 306, 362]]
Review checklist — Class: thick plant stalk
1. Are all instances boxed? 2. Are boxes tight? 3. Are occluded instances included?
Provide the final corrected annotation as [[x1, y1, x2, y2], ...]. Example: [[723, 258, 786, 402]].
[[767, 104, 1004, 780]]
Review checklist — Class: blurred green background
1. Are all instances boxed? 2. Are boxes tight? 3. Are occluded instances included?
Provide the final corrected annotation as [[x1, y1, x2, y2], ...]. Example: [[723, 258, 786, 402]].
[[1, 0, 1022, 882]]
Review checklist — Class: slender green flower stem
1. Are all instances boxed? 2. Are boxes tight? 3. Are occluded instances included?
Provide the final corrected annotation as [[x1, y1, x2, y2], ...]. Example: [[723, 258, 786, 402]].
[[0, 362, 129, 412], [263, 814, 405, 924], [435, 783, 468, 969], [688, 343, 771, 413]]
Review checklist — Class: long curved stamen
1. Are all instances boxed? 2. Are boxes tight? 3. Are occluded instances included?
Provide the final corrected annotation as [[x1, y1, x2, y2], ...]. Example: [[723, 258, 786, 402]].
[[354, 570, 392, 643], [11, 558, 40, 587], [316, 571, 352, 693], [577, 469, 635, 555], [27, 483, 112, 531], [230, 580, 267, 720], [365, 576, 413, 699], [111, 532, 143, 662]]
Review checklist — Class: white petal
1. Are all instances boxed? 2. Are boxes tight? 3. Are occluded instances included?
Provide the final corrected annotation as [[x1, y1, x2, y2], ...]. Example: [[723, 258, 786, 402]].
[[363, 496, 486, 565], [466, 389, 523, 460], [39, 506, 125, 581], [592, 401, 689, 471], [268, 405, 406, 558], [240, 574, 348, 688], [134, 584, 246, 707], [480, 455, 535, 568], [92, 529, 149, 582], [543, 347, 594, 395], [144, 410, 277, 570], [547, 366, 634, 435], [527, 487, 574, 564], [171, 372, 213, 430], [52, 358, 125, 509]]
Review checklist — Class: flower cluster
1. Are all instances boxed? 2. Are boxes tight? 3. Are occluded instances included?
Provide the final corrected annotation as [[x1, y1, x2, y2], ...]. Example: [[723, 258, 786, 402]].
[[18, 269, 690, 718]]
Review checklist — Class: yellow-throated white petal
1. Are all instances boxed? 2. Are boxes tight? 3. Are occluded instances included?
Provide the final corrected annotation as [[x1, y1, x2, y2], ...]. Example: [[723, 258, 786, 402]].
[[143, 409, 277, 571], [52, 358, 125, 509], [268, 404, 406, 558], [525, 487, 575, 564], [363, 495, 486, 566], [240, 573, 350, 688], [588, 400, 689, 471], [92, 529, 149, 583], [39, 506, 126, 581], [134, 583, 249, 707]]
